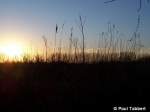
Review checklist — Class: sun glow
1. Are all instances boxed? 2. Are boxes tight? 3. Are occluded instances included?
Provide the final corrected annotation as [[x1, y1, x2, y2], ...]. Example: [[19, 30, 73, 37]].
[[2, 44, 22, 56], [0, 42, 24, 61]]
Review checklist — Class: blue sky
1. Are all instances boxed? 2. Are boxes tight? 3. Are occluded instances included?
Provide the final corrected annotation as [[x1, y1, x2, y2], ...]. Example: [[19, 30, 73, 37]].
[[0, 0, 149, 49]]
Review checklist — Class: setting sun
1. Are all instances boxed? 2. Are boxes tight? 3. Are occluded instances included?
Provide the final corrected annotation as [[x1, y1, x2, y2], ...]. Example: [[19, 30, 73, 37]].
[[1, 44, 22, 57], [0, 41, 24, 61]]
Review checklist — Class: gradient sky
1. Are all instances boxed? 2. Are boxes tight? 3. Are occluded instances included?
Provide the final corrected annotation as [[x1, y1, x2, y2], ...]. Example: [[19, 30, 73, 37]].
[[0, 0, 149, 51]]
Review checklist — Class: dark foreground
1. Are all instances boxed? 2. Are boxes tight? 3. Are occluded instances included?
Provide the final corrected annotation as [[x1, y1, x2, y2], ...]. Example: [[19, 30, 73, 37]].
[[0, 61, 150, 111]]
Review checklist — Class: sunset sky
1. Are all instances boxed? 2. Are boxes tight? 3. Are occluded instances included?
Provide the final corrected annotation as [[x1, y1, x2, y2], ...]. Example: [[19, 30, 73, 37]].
[[0, 0, 149, 53]]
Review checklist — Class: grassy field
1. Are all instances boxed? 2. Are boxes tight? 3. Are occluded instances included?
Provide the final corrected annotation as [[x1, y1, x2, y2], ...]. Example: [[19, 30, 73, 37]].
[[0, 60, 150, 111]]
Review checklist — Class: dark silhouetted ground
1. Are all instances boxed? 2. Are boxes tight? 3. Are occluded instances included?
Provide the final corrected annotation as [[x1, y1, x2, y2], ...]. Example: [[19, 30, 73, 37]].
[[0, 61, 150, 111]]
